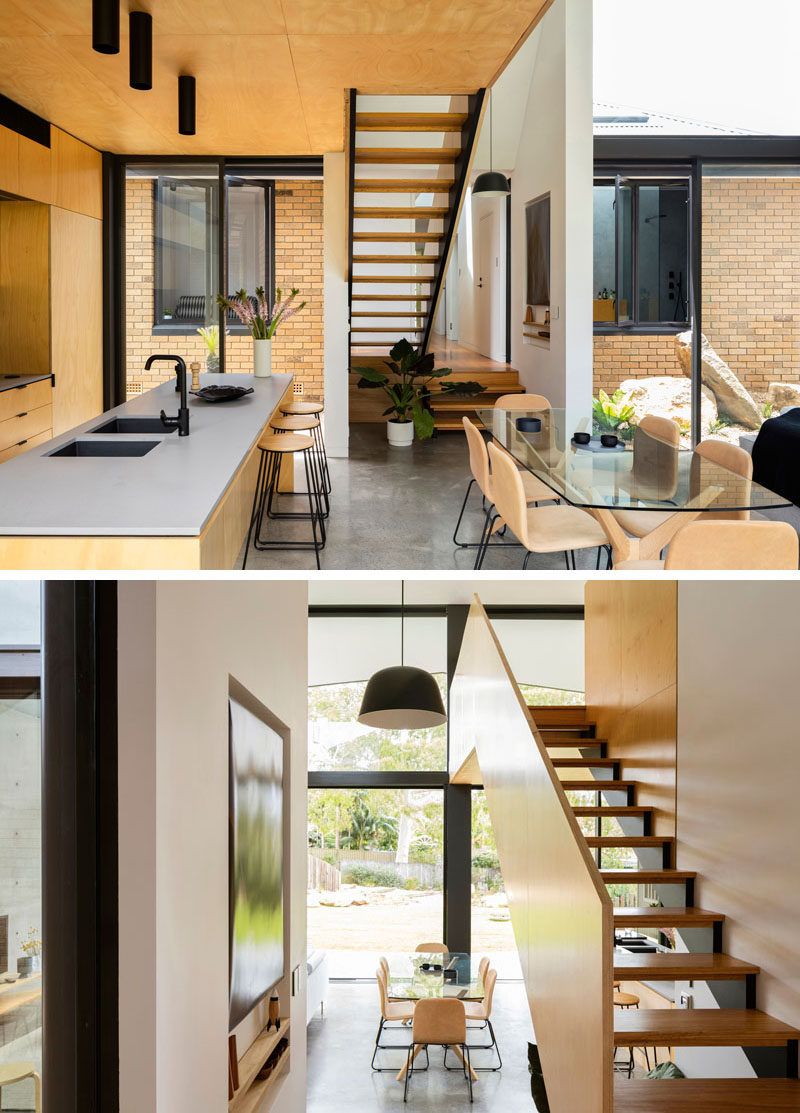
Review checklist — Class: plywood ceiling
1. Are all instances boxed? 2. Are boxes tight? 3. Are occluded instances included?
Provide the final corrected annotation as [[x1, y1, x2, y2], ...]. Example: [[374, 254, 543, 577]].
[[0, 0, 551, 155]]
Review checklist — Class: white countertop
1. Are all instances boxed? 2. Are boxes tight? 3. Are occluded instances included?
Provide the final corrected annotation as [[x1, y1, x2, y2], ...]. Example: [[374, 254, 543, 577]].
[[0, 373, 292, 536]]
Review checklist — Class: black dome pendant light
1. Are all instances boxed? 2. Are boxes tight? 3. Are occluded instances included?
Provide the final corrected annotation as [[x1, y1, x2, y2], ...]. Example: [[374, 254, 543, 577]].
[[357, 582, 447, 730], [472, 87, 510, 198]]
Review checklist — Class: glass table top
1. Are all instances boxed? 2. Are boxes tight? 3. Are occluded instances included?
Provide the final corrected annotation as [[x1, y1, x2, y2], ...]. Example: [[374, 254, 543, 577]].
[[474, 407, 790, 512], [383, 952, 485, 1000]]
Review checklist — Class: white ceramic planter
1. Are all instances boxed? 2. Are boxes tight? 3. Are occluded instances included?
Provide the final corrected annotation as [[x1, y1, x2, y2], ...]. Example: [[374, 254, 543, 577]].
[[253, 338, 272, 378], [387, 418, 414, 447]]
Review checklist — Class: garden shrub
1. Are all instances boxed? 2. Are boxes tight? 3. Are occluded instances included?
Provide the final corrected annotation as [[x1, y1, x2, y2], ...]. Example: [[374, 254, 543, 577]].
[[341, 863, 403, 887]]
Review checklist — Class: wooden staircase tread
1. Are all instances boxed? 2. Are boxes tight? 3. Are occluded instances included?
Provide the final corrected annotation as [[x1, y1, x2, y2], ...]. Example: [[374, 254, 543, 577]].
[[354, 254, 441, 263], [540, 738, 604, 747], [353, 232, 442, 241], [613, 952, 760, 980], [614, 907, 725, 926], [527, 706, 589, 721], [355, 147, 461, 163], [352, 276, 435, 283], [351, 312, 427, 318], [351, 294, 433, 301], [585, 836, 675, 847], [614, 1078, 800, 1112], [355, 113, 469, 132], [614, 1008, 800, 1047], [354, 180, 454, 193], [572, 806, 653, 817], [351, 327, 424, 333], [354, 207, 450, 219], [600, 869, 695, 883], [563, 779, 634, 792], [552, 758, 618, 768]]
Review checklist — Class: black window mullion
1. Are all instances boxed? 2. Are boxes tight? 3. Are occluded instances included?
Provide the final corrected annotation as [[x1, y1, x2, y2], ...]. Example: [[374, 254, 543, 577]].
[[218, 159, 226, 371]]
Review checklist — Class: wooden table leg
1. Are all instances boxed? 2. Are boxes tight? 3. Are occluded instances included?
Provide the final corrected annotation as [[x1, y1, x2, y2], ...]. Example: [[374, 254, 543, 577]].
[[448, 1044, 479, 1083], [589, 487, 723, 566], [396, 1043, 425, 1082]]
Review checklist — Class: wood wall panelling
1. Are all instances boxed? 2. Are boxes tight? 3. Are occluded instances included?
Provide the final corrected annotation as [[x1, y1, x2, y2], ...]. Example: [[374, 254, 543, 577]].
[[51, 128, 102, 220], [0, 201, 51, 374], [0, 126, 21, 195], [16, 133, 52, 205], [451, 599, 613, 1113], [49, 206, 103, 433], [585, 582, 678, 837]]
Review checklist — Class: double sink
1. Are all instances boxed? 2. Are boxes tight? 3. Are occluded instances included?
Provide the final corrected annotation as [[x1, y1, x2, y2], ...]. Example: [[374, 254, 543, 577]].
[[48, 416, 177, 458]]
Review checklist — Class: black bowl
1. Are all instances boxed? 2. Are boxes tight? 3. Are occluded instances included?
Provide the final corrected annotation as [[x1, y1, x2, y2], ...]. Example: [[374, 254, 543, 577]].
[[516, 417, 542, 433], [190, 385, 254, 403], [600, 433, 619, 448], [573, 431, 591, 445]]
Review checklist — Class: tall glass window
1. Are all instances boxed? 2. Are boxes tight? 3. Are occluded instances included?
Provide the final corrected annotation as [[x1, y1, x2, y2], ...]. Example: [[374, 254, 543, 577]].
[[0, 583, 41, 1111]]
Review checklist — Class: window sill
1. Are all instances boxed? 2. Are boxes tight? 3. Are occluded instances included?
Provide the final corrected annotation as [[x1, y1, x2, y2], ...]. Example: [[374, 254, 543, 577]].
[[593, 323, 689, 336]]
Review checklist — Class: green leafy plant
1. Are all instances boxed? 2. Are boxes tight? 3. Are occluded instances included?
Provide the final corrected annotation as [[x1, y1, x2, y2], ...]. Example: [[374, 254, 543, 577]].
[[471, 851, 500, 870], [341, 863, 402, 887], [352, 339, 469, 440], [592, 389, 637, 440], [708, 414, 734, 435], [762, 400, 775, 420], [216, 287, 305, 339]]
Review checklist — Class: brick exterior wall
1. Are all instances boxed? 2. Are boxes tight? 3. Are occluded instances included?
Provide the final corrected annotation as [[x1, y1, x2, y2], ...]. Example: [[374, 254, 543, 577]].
[[592, 175, 800, 401], [125, 178, 324, 400]]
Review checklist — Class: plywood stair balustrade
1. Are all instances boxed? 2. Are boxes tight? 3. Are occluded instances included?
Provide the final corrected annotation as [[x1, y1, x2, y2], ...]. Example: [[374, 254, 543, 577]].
[[346, 91, 523, 430], [526, 701, 800, 1112]]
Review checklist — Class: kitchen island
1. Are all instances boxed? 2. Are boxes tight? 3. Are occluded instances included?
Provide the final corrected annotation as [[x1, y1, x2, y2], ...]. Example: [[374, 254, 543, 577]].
[[0, 372, 294, 569]]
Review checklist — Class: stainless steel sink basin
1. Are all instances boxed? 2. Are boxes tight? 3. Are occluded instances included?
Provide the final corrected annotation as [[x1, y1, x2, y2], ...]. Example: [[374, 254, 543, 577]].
[[48, 439, 160, 458], [87, 416, 175, 434]]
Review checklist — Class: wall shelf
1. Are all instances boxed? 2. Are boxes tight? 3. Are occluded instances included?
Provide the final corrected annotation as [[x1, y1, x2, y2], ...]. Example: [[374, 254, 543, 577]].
[[230, 1019, 290, 1113]]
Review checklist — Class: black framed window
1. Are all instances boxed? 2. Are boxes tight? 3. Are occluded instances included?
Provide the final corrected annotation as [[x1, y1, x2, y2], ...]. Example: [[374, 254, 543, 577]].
[[594, 175, 690, 331], [153, 174, 219, 331]]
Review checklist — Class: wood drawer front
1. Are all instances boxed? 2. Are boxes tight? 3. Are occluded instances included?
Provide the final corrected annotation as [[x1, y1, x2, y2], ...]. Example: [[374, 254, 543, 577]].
[[0, 428, 51, 465], [0, 379, 52, 423], [0, 405, 53, 453]]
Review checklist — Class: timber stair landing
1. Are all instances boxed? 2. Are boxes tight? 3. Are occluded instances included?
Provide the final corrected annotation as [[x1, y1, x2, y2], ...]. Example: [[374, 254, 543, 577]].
[[527, 704, 800, 1094]]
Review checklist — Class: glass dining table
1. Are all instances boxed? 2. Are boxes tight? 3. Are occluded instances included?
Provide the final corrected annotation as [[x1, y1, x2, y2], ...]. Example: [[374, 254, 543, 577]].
[[384, 952, 484, 1083], [475, 406, 790, 564]]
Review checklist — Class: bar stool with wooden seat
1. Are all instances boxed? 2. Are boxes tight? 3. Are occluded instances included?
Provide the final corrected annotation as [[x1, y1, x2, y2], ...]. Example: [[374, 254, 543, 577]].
[[269, 412, 329, 518], [279, 398, 332, 499], [613, 990, 652, 1077], [0, 1062, 41, 1112], [242, 432, 325, 570]]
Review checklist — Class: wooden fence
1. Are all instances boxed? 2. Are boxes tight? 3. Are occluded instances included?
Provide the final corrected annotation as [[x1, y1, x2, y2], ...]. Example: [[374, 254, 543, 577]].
[[308, 854, 341, 892]]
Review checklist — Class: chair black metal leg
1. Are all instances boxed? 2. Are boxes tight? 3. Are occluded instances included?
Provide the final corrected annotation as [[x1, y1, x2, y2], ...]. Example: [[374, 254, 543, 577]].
[[403, 1045, 414, 1102], [473, 506, 493, 570], [304, 451, 322, 570], [465, 1046, 474, 1103], [371, 1019, 384, 1070], [477, 513, 499, 569], [523, 551, 532, 570], [606, 545, 613, 569], [564, 550, 571, 569], [453, 478, 476, 546], [596, 546, 602, 570]]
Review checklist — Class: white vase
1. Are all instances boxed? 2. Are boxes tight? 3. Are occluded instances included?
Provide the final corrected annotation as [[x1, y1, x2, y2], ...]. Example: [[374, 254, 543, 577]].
[[253, 338, 272, 378], [387, 418, 414, 447]]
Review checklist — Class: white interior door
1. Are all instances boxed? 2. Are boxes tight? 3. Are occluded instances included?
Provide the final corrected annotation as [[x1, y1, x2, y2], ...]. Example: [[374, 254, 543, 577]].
[[477, 211, 495, 358]]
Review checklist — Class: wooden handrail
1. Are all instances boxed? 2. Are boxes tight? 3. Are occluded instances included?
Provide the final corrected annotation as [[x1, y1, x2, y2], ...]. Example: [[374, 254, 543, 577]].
[[450, 597, 614, 1113]]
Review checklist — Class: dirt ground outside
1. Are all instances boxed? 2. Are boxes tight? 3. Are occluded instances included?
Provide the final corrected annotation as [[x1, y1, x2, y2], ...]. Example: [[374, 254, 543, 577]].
[[307, 886, 517, 953]]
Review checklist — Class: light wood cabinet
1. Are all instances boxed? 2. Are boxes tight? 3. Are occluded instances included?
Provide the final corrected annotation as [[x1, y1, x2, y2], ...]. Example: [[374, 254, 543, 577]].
[[0, 122, 102, 219], [0, 377, 53, 461]]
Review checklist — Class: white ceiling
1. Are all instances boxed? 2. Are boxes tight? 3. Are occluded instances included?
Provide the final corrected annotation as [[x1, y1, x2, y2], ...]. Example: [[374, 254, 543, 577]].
[[307, 578, 586, 607]]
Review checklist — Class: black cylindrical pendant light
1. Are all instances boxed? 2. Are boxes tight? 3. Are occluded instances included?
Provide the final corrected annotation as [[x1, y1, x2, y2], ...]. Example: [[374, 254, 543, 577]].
[[357, 583, 447, 730], [93, 0, 119, 54], [178, 75, 196, 135], [473, 88, 510, 198], [129, 12, 153, 91]]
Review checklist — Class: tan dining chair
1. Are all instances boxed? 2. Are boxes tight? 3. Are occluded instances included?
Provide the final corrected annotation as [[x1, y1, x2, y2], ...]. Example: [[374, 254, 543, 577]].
[[454, 418, 558, 550], [0, 1063, 41, 1112], [379, 955, 405, 1003], [616, 520, 799, 570], [478, 956, 490, 982], [611, 414, 681, 538], [690, 439, 753, 521], [404, 998, 473, 1103], [372, 967, 418, 1072], [415, 941, 449, 954], [483, 441, 609, 570], [451, 967, 502, 1071]]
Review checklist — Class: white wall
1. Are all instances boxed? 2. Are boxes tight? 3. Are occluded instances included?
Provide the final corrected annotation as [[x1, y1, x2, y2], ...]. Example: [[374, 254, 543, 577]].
[[509, 0, 593, 409], [675, 581, 800, 1076], [323, 152, 349, 457], [118, 580, 308, 1113]]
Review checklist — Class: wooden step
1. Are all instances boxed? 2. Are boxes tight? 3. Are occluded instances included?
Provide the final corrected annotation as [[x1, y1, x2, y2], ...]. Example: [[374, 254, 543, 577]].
[[552, 758, 619, 769], [355, 147, 461, 163], [354, 207, 449, 219], [351, 312, 427, 318], [354, 179, 453, 193], [601, 870, 695, 885], [563, 780, 634, 793], [586, 836, 674, 849], [353, 232, 442, 242], [354, 254, 441, 264], [355, 113, 469, 132], [614, 1078, 800, 1112], [614, 951, 758, 982], [540, 737, 605, 748], [614, 1008, 800, 1048], [352, 276, 435, 284], [613, 907, 724, 928], [351, 294, 432, 301], [351, 327, 424, 334], [571, 806, 652, 818], [528, 706, 589, 726]]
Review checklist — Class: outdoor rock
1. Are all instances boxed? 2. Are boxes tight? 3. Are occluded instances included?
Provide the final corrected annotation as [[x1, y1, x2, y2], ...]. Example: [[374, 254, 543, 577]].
[[619, 376, 716, 437], [675, 331, 762, 428], [767, 381, 800, 410]]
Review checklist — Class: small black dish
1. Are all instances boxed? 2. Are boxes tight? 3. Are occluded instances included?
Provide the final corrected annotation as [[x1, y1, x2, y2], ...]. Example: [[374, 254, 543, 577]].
[[516, 417, 542, 433], [420, 962, 443, 973], [190, 385, 254, 403], [600, 433, 619, 448], [573, 431, 591, 445]]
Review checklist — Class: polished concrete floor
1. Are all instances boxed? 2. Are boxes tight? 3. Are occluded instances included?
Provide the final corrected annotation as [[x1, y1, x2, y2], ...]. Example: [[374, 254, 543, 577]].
[[306, 980, 535, 1112], [235, 424, 607, 571]]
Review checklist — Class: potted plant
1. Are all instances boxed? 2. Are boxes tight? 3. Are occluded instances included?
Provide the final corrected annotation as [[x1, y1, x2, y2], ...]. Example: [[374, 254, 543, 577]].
[[197, 324, 220, 373], [17, 927, 41, 977], [352, 339, 484, 446], [217, 287, 305, 378]]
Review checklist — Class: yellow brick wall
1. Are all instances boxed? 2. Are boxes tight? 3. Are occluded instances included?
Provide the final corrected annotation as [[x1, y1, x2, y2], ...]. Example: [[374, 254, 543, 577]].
[[124, 178, 324, 400], [592, 176, 800, 401]]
